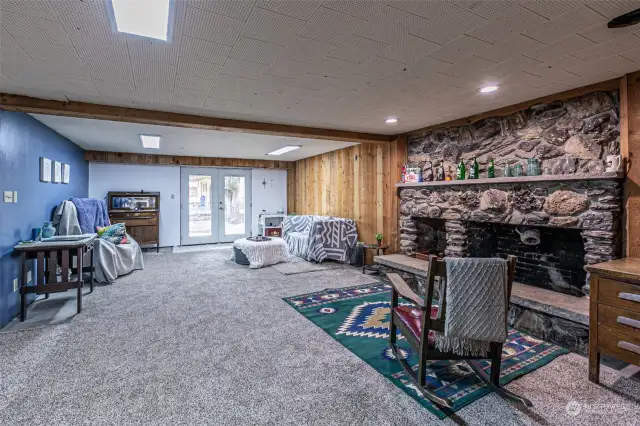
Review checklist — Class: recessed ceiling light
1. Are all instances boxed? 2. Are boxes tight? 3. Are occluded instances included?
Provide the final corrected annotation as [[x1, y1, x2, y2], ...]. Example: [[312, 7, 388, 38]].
[[385, 117, 399, 124], [479, 85, 500, 93], [110, 0, 172, 41], [266, 145, 301, 156], [140, 134, 161, 149]]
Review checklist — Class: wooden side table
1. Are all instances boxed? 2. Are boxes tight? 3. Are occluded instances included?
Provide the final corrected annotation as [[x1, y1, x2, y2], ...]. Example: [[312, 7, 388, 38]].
[[13, 235, 96, 322], [362, 244, 390, 274], [585, 258, 640, 384]]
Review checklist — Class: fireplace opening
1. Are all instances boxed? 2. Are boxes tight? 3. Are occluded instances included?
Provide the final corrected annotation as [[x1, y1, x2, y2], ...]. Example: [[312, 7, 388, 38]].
[[466, 222, 586, 297], [414, 218, 446, 257]]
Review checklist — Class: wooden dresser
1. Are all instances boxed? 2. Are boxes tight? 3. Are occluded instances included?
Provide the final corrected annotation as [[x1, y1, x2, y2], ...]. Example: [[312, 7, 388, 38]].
[[107, 192, 160, 252], [586, 258, 640, 383]]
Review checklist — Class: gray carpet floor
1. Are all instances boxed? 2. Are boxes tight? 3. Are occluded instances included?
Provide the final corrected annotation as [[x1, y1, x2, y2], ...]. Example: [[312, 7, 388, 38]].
[[1, 249, 638, 425]]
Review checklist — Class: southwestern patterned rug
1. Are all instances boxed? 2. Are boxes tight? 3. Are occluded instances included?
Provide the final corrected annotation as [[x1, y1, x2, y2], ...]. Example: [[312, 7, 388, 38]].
[[283, 282, 569, 419]]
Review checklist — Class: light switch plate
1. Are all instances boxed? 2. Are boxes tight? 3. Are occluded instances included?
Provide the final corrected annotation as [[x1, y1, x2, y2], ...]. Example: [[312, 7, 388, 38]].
[[3, 191, 13, 203], [13, 278, 19, 292], [13, 191, 17, 203], [27, 270, 32, 283]]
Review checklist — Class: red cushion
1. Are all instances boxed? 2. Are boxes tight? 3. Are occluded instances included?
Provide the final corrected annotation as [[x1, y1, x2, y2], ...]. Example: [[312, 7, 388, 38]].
[[394, 305, 439, 345]]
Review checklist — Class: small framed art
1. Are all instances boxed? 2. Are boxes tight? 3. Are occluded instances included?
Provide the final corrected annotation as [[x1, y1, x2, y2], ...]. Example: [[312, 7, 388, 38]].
[[53, 161, 62, 183], [62, 164, 70, 184], [40, 158, 52, 182]]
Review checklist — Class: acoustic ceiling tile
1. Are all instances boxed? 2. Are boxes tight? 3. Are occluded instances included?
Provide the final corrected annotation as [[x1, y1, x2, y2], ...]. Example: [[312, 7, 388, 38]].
[[527, 34, 595, 62], [175, 73, 216, 92], [293, 73, 332, 90], [308, 56, 361, 79], [356, 56, 405, 79], [520, 0, 587, 19], [621, 47, 640, 63], [134, 87, 175, 104], [255, 0, 321, 21], [127, 38, 180, 65], [215, 73, 257, 92], [1, 0, 60, 20], [579, 24, 636, 44], [453, 0, 521, 20], [569, 55, 638, 77], [131, 60, 177, 90], [0, 77, 67, 100], [54, 0, 109, 17], [428, 35, 493, 64], [280, 85, 321, 100], [572, 33, 640, 62], [377, 34, 440, 65], [179, 37, 232, 65], [71, 37, 129, 60], [466, 22, 516, 45], [173, 86, 207, 108], [299, 6, 366, 46], [182, 6, 243, 46], [241, 6, 305, 46], [92, 77, 136, 94], [327, 36, 387, 64], [587, 0, 640, 19], [221, 57, 267, 80], [177, 57, 223, 80], [544, 55, 589, 70], [208, 86, 252, 102], [83, 55, 134, 84], [322, 0, 387, 20], [405, 56, 451, 79], [203, 97, 245, 111], [42, 75, 99, 96], [14, 36, 75, 59], [2, 13, 71, 45], [230, 37, 284, 64], [0, 41, 34, 65], [279, 36, 336, 64], [59, 11, 123, 45], [188, 0, 256, 21], [439, 55, 499, 79], [522, 6, 606, 45], [264, 59, 312, 78], [253, 73, 296, 92], [480, 55, 542, 78], [33, 57, 91, 81]]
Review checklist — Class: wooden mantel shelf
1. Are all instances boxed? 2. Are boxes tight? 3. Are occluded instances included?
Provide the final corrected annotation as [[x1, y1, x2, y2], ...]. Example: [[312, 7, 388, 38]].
[[395, 171, 624, 188]]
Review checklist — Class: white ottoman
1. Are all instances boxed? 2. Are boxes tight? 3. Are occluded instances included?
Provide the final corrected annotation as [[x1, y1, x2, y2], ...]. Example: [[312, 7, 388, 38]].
[[231, 237, 289, 269]]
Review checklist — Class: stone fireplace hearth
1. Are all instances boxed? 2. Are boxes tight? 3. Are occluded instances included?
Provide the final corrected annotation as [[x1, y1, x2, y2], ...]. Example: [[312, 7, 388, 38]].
[[398, 175, 622, 295]]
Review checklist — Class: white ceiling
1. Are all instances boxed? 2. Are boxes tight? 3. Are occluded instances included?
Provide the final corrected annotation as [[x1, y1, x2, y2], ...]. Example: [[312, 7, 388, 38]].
[[2, 1, 640, 135], [31, 113, 358, 160]]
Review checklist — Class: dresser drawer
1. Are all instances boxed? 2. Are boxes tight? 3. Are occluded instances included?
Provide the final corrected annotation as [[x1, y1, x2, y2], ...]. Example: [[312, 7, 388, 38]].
[[598, 303, 640, 334], [598, 278, 640, 313], [119, 217, 157, 227], [598, 325, 640, 366]]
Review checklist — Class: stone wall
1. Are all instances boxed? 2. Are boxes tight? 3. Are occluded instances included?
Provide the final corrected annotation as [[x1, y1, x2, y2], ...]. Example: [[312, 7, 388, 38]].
[[408, 91, 619, 178], [399, 178, 621, 294]]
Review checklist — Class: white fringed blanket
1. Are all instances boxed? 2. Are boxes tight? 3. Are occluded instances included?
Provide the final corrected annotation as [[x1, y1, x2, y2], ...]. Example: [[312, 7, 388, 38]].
[[231, 237, 290, 269]]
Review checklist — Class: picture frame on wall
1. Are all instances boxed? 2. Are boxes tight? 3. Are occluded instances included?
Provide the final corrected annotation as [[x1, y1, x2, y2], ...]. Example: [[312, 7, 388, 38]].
[[62, 163, 70, 184], [40, 157, 52, 182], [53, 161, 62, 183]]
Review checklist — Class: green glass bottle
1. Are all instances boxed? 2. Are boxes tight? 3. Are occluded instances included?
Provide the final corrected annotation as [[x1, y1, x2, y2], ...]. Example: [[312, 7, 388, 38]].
[[487, 158, 495, 178], [456, 159, 466, 180], [472, 157, 479, 179]]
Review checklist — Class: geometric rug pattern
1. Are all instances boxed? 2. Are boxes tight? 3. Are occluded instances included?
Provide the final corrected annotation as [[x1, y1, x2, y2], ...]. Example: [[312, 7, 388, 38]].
[[284, 282, 569, 419]]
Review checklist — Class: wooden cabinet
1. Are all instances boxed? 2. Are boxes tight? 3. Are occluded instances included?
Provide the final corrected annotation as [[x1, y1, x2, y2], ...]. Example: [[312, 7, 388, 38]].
[[108, 192, 160, 252], [586, 258, 640, 384]]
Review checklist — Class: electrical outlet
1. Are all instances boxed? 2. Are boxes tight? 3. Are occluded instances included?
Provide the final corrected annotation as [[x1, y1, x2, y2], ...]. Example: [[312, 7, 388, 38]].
[[27, 270, 32, 283], [3, 191, 13, 203], [13, 278, 19, 292]]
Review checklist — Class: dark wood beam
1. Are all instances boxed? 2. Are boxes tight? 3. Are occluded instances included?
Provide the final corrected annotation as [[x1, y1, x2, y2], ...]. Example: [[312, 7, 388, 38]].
[[0, 93, 393, 144], [405, 78, 623, 135], [84, 150, 294, 169]]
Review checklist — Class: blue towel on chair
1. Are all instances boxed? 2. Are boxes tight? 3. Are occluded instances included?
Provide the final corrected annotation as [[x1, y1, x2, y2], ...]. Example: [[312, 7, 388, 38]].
[[71, 198, 110, 233]]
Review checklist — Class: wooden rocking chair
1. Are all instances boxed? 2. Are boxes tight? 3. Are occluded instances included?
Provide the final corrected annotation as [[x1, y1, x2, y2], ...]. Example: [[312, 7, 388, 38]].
[[387, 255, 532, 409]]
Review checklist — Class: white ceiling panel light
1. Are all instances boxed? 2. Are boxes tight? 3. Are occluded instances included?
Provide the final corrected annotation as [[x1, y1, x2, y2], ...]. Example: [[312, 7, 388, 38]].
[[479, 85, 500, 93], [385, 117, 399, 124], [110, 0, 173, 41], [140, 134, 161, 149], [266, 145, 301, 156]]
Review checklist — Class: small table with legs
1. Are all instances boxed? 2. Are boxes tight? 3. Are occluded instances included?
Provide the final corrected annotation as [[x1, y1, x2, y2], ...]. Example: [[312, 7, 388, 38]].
[[362, 244, 390, 274], [13, 234, 96, 322]]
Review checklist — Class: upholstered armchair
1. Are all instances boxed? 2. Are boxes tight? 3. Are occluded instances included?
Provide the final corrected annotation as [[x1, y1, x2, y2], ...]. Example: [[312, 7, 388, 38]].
[[282, 215, 358, 263]]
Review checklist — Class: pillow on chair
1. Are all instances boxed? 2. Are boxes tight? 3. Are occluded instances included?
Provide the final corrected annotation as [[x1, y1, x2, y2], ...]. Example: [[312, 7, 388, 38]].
[[96, 223, 129, 245]]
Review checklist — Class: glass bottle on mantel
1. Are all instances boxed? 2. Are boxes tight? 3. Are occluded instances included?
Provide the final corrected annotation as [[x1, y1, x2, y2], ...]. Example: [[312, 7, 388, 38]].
[[456, 159, 466, 180], [487, 158, 495, 178], [472, 157, 479, 179]]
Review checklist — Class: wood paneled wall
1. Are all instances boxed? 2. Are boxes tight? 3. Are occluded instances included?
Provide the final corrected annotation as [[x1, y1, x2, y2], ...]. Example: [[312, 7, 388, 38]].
[[290, 137, 407, 256], [624, 71, 640, 257]]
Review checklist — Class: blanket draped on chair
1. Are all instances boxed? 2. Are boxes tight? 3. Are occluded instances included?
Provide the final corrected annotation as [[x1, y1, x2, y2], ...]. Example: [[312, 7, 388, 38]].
[[70, 198, 110, 234], [282, 215, 357, 262], [435, 258, 508, 356]]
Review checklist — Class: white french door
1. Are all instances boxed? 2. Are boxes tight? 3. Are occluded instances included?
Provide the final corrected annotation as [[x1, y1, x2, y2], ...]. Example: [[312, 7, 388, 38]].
[[180, 167, 251, 245]]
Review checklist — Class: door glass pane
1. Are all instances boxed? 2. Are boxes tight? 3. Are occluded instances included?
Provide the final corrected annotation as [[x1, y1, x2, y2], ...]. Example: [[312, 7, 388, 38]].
[[188, 175, 211, 237], [224, 176, 245, 235]]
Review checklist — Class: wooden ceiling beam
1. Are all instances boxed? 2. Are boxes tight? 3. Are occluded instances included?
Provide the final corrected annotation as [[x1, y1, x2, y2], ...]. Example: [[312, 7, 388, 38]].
[[404, 78, 623, 136], [0, 93, 394, 144]]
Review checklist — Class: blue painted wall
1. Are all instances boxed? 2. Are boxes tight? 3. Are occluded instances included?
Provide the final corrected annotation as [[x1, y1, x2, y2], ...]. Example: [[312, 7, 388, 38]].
[[0, 112, 88, 326]]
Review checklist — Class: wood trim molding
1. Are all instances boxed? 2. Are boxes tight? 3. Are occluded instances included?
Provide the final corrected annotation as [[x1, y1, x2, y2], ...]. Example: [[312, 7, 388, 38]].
[[85, 150, 294, 169], [405, 78, 622, 136], [0, 93, 393, 144]]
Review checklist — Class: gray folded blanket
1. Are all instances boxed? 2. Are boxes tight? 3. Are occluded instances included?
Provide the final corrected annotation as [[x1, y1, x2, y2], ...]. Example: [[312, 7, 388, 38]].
[[435, 257, 508, 356]]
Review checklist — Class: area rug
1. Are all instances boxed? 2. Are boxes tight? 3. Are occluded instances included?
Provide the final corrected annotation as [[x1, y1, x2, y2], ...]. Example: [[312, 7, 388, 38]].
[[271, 255, 343, 275], [283, 282, 569, 419]]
